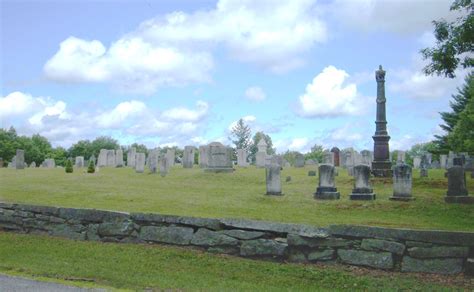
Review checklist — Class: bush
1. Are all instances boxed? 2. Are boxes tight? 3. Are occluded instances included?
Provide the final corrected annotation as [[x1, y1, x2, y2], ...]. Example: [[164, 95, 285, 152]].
[[87, 160, 95, 173], [65, 159, 73, 173]]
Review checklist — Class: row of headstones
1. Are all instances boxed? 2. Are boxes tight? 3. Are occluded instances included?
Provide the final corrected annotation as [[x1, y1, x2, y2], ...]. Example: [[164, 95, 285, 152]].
[[6, 150, 56, 169], [264, 160, 472, 203], [413, 152, 471, 170]]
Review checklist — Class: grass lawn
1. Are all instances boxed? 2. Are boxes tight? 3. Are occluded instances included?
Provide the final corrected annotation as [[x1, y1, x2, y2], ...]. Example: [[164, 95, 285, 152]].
[[0, 232, 471, 291], [0, 166, 473, 231]]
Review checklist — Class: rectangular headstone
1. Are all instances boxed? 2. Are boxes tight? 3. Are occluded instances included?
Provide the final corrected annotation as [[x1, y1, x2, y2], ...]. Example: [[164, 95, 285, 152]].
[[135, 153, 145, 173], [237, 149, 249, 167], [199, 145, 209, 168], [183, 146, 195, 168], [127, 147, 136, 167], [166, 149, 175, 167], [115, 149, 124, 167], [15, 149, 25, 170], [75, 156, 84, 168]]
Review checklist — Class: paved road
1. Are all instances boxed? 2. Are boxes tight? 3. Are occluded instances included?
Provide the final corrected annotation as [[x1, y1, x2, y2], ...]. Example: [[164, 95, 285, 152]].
[[0, 274, 106, 291]]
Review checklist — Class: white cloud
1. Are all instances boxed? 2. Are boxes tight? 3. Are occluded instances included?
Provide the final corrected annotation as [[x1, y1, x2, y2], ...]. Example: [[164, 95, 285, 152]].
[[44, 0, 327, 93], [0, 91, 37, 118], [245, 86, 266, 101], [161, 100, 209, 122], [333, 0, 455, 34], [96, 100, 147, 128], [288, 137, 310, 152], [390, 55, 470, 99], [296, 66, 364, 118]]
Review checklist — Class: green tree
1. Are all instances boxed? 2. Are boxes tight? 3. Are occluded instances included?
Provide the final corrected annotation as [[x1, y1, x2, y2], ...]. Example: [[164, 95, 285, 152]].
[[304, 144, 324, 162], [421, 0, 473, 78], [65, 159, 73, 173], [447, 95, 474, 153], [87, 159, 95, 173], [406, 142, 440, 166], [90, 136, 119, 158], [0, 127, 19, 163], [248, 132, 275, 162], [435, 73, 473, 151], [50, 147, 68, 166], [69, 140, 92, 160], [229, 119, 252, 150]]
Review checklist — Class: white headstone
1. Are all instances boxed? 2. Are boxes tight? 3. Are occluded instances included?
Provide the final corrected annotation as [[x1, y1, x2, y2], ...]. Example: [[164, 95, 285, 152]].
[[135, 153, 145, 173]]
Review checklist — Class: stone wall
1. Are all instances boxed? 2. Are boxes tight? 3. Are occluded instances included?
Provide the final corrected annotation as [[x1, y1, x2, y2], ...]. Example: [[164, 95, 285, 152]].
[[0, 202, 472, 275]]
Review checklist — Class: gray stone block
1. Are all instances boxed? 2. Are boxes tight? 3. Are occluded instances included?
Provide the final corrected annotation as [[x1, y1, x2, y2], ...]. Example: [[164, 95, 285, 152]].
[[59, 208, 129, 223], [240, 239, 287, 257], [131, 213, 222, 230], [329, 225, 474, 246], [361, 238, 405, 255], [401, 256, 463, 274], [287, 234, 353, 248], [405, 241, 433, 248], [338, 249, 393, 269], [407, 246, 469, 258], [308, 249, 334, 261], [97, 220, 138, 237], [191, 228, 239, 247], [288, 250, 307, 262], [139, 226, 194, 245], [49, 224, 86, 240], [220, 229, 265, 240], [86, 224, 101, 241], [220, 218, 329, 238]]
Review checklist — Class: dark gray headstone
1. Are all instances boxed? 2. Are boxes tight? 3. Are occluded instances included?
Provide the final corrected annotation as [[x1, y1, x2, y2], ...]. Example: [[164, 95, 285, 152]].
[[294, 153, 304, 168], [446, 166, 468, 197], [183, 146, 195, 168], [265, 163, 282, 196]]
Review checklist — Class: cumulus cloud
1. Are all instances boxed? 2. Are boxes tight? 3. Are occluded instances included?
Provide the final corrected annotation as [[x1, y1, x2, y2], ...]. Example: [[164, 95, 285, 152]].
[[44, 0, 327, 93], [1, 91, 210, 147], [333, 0, 454, 34], [245, 86, 266, 101], [296, 66, 364, 118]]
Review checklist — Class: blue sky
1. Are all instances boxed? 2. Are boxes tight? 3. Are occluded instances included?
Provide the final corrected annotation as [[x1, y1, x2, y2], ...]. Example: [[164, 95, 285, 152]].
[[0, 0, 470, 152]]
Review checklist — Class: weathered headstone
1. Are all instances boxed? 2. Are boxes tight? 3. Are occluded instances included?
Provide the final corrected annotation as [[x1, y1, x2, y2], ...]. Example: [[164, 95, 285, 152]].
[[431, 160, 440, 169], [294, 153, 304, 168], [183, 146, 195, 168], [413, 156, 421, 169], [204, 142, 234, 173], [199, 145, 209, 168], [159, 156, 169, 177], [115, 149, 124, 167], [237, 148, 249, 167], [350, 164, 376, 200], [148, 150, 160, 173], [322, 151, 334, 165], [127, 147, 136, 167], [331, 147, 340, 166], [265, 163, 282, 196], [440, 154, 447, 169], [135, 153, 145, 173], [397, 151, 406, 163], [390, 163, 414, 201], [29, 161, 36, 168], [166, 149, 175, 167], [98, 149, 107, 167], [314, 164, 340, 200], [106, 150, 116, 167], [256, 139, 268, 168], [15, 149, 25, 170], [43, 158, 55, 169], [308, 170, 316, 176], [445, 165, 473, 204], [75, 156, 84, 168]]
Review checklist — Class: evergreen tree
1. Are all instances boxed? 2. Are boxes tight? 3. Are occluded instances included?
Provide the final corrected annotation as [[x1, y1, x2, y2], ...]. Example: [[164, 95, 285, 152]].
[[87, 159, 95, 173], [447, 95, 474, 153], [435, 73, 473, 151], [421, 0, 473, 78], [229, 119, 252, 150], [65, 159, 73, 173]]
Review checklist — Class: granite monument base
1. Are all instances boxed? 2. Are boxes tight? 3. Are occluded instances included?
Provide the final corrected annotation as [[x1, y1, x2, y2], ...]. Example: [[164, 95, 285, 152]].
[[445, 196, 474, 204], [314, 187, 340, 200]]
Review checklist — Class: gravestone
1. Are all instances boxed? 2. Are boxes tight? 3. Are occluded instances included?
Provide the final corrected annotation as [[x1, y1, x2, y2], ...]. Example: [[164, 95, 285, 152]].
[[159, 156, 169, 177], [166, 149, 175, 167], [330, 147, 340, 166], [426, 153, 432, 166], [15, 149, 25, 170], [413, 156, 421, 169], [314, 164, 340, 200], [322, 151, 334, 165], [148, 150, 159, 173], [265, 163, 282, 196], [349, 164, 376, 200], [294, 153, 304, 168], [8, 162, 13, 168], [97, 149, 107, 167], [10, 156, 16, 168], [305, 159, 317, 166], [115, 149, 124, 167], [30, 161, 36, 168], [440, 154, 447, 169], [447, 151, 455, 168], [204, 142, 234, 173], [445, 165, 473, 204], [135, 153, 145, 173], [431, 160, 440, 169], [237, 149, 249, 167], [361, 150, 373, 167], [43, 158, 55, 168], [390, 163, 414, 201], [106, 150, 116, 167], [127, 147, 136, 167], [199, 145, 209, 168], [75, 156, 84, 168], [183, 146, 195, 168], [397, 151, 406, 163], [256, 139, 268, 168]]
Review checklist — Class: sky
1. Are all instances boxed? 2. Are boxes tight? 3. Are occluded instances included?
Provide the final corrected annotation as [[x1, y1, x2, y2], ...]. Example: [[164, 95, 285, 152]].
[[0, 0, 470, 153]]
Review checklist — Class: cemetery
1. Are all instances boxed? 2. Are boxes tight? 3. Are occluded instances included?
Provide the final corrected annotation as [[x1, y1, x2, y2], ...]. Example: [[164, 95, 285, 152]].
[[1, 0, 473, 290]]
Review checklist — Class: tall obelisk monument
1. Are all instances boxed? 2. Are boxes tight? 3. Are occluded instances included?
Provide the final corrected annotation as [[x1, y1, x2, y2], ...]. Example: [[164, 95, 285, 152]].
[[372, 65, 392, 177]]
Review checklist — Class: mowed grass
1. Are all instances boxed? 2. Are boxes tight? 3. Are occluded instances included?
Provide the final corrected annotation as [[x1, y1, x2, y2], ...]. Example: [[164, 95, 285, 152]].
[[0, 232, 470, 291], [0, 166, 473, 231]]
